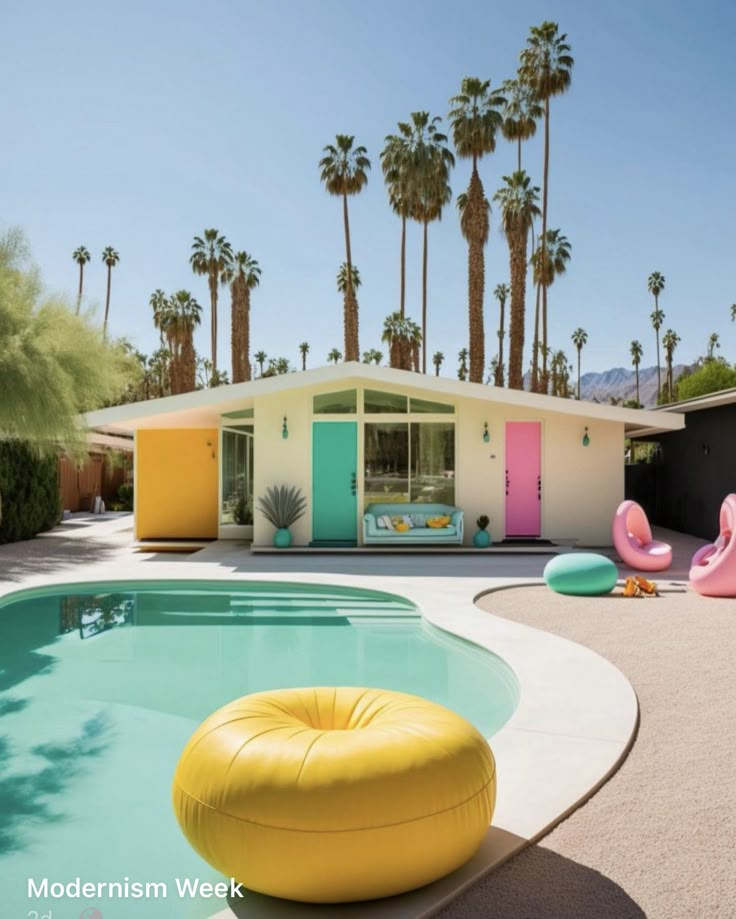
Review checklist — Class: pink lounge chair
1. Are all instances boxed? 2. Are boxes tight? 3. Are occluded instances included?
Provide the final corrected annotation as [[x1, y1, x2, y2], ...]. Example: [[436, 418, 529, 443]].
[[612, 500, 672, 571], [689, 494, 736, 597]]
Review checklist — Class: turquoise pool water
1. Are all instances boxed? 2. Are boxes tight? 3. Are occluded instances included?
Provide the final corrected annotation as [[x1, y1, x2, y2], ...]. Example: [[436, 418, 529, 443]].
[[0, 579, 518, 918]]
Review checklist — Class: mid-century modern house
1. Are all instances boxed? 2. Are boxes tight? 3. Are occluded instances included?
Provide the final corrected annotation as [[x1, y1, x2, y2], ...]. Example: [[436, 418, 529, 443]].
[[85, 364, 685, 547], [627, 387, 736, 539]]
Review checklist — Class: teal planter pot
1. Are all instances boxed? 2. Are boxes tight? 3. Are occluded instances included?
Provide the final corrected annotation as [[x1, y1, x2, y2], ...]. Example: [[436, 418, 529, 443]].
[[473, 530, 492, 548], [273, 528, 292, 548]]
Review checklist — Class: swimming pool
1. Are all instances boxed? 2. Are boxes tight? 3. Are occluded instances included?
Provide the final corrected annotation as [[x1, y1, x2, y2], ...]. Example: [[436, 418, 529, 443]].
[[0, 579, 518, 918]]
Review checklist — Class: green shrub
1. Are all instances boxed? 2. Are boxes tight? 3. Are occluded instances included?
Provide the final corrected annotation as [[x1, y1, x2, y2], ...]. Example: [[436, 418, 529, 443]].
[[0, 440, 61, 544], [117, 483, 134, 511], [675, 359, 736, 401]]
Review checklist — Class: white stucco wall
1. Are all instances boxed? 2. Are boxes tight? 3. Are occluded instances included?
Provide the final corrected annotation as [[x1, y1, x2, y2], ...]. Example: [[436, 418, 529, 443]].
[[249, 380, 624, 548]]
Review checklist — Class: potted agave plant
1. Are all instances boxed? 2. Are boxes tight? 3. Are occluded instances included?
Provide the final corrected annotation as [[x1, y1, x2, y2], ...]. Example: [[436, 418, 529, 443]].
[[473, 514, 492, 548], [257, 485, 308, 548]]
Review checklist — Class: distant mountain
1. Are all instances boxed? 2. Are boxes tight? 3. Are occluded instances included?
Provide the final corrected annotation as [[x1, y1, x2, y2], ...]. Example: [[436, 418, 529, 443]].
[[579, 365, 689, 407]]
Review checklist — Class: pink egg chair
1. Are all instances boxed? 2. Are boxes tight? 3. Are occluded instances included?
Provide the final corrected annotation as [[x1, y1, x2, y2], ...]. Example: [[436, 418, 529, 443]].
[[612, 500, 672, 571], [689, 494, 736, 597]]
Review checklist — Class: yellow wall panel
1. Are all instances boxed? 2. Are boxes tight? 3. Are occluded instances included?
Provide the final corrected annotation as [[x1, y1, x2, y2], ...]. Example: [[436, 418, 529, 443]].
[[136, 429, 218, 539]]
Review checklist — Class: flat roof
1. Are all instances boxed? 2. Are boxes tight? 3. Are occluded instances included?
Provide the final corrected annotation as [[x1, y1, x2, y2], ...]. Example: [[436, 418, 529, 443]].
[[84, 363, 685, 436]]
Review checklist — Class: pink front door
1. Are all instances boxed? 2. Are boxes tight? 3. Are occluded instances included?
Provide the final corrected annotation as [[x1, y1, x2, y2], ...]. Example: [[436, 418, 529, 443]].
[[505, 422, 541, 537]]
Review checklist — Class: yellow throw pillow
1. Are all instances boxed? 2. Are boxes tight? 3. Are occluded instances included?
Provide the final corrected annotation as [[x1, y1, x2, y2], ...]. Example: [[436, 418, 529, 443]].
[[426, 515, 451, 529], [395, 522, 409, 532]]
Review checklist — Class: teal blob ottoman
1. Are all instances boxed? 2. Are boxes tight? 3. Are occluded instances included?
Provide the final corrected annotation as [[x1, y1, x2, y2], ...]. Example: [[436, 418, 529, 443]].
[[544, 553, 618, 596]]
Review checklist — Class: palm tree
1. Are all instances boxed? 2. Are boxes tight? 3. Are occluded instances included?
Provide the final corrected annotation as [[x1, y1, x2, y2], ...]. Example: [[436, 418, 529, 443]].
[[530, 228, 571, 391], [647, 270, 666, 399], [327, 348, 342, 365], [630, 340, 643, 406], [662, 329, 680, 402], [550, 349, 572, 398], [299, 342, 309, 371], [500, 77, 543, 170], [319, 135, 370, 362], [382, 312, 422, 370], [190, 229, 234, 375], [520, 22, 574, 394], [381, 132, 415, 318], [493, 283, 509, 386], [731, 303, 736, 323], [448, 78, 505, 383], [72, 246, 91, 315], [433, 351, 444, 376], [571, 327, 588, 399], [101, 246, 119, 336], [149, 289, 170, 347], [337, 263, 361, 298], [254, 350, 267, 377], [493, 171, 541, 390], [707, 332, 720, 361], [225, 251, 260, 384], [161, 290, 202, 394], [457, 348, 469, 381]]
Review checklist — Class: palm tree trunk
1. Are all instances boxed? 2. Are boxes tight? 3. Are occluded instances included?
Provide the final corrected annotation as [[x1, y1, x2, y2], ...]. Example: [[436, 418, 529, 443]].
[[400, 215, 406, 319], [342, 190, 358, 361], [302, 352, 306, 371], [531, 282, 541, 392], [495, 297, 505, 387], [508, 234, 527, 390], [243, 289, 251, 382], [635, 365, 640, 405], [76, 264, 84, 315], [103, 265, 112, 337], [655, 332, 661, 402], [576, 348, 581, 399], [467, 166, 485, 385], [209, 272, 218, 374], [541, 98, 550, 389], [517, 137, 521, 172], [422, 220, 428, 374]]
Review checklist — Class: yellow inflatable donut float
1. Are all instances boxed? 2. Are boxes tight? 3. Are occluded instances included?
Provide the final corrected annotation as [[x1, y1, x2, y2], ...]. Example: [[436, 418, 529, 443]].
[[172, 686, 496, 903]]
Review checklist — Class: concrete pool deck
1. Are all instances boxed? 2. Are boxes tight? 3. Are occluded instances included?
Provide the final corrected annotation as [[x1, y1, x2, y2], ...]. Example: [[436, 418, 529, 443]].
[[0, 515, 714, 917]]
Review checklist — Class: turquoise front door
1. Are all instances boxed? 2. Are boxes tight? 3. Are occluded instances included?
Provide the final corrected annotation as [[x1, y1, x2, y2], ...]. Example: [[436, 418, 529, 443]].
[[312, 421, 358, 543]]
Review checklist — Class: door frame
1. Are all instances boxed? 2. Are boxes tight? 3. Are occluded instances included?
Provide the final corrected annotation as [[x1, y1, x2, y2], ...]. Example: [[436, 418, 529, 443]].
[[311, 419, 359, 543], [504, 420, 542, 538]]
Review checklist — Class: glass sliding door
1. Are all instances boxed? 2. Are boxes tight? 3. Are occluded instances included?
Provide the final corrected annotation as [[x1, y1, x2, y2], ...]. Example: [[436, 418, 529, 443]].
[[410, 422, 455, 504], [221, 427, 254, 525]]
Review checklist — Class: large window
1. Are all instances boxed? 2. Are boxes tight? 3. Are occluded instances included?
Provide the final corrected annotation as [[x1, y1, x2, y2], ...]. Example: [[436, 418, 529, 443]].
[[221, 427, 254, 525], [364, 422, 454, 507]]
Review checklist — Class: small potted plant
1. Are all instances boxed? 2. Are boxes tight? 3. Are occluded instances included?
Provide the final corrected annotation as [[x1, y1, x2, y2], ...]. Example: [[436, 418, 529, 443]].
[[473, 514, 492, 548], [257, 485, 307, 548]]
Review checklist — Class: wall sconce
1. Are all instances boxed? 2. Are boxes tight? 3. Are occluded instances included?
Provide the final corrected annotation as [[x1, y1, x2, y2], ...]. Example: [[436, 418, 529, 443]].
[[282, 416, 289, 440], [702, 443, 710, 456], [206, 439, 215, 458], [582, 426, 590, 447], [482, 422, 490, 443]]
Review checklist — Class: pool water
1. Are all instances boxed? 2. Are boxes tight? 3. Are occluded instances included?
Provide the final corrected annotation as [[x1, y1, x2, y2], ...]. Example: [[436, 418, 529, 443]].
[[0, 580, 518, 918]]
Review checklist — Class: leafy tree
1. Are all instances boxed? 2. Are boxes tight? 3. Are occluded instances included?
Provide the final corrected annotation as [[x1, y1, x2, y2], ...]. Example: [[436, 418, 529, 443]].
[[493, 171, 540, 389], [493, 283, 509, 386], [571, 327, 588, 399], [449, 78, 504, 383], [225, 251, 260, 383], [675, 358, 736, 401], [432, 351, 444, 376], [630, 340, 643, 407], [319, 135, 370, 362], [72, 245, 91, 315], [327, 348, 342, 365], [520, 22, 573, 396], [190, 229, 234, 375], [648, 270, 665, 399], [299, 341, 309, 371], [457, 347, 469, 381], [362, 348, 382, 365], [550, 348, 573, 397], [0, 229, 131, 452], [501, 77, 543, 170], [101, 245, 120, 336]]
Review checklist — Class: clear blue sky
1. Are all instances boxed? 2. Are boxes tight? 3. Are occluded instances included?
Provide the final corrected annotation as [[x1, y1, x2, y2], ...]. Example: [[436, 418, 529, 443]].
[[2, 0, 734, 378]]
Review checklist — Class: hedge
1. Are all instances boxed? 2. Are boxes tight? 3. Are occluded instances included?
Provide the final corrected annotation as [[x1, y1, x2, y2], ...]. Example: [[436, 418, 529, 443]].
[[0, 441, 61, 544]]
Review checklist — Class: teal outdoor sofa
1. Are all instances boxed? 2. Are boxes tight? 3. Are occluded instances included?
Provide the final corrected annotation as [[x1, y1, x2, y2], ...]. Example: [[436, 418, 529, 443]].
[[363, 503, 464, 545]]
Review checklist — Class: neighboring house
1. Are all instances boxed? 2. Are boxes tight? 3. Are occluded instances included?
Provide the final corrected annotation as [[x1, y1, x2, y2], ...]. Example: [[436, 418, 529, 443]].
[[627, 388, 736, 539], [59, 432, 134, 512], [84, 364, 684, 547]]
